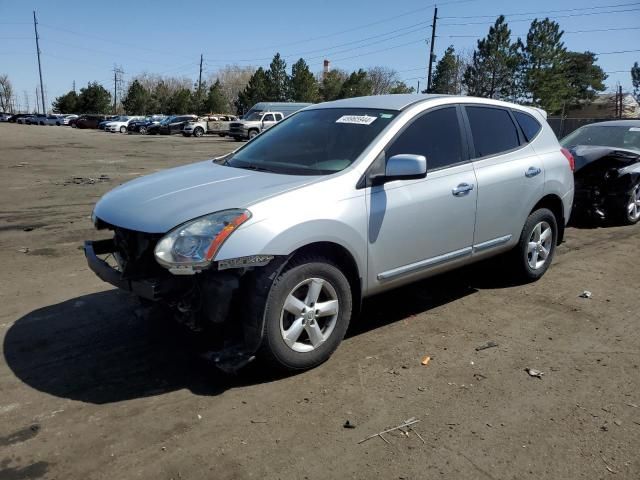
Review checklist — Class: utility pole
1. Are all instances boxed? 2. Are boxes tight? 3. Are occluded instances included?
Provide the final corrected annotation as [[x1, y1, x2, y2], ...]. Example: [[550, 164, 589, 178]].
[[426, 6, 438, 93], [35, 87, 40, 114], [197, 54, 204, 114], [113, 67, 117, 114], [72, 80, 76, 93], [33, 11, 46, 113], [416, 80, 420, 93], [618, 85, 623, 118]]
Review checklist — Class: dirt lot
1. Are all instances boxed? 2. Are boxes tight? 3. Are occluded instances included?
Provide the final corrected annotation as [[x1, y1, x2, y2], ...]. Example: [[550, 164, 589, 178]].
[[0, 123, 639, 480]]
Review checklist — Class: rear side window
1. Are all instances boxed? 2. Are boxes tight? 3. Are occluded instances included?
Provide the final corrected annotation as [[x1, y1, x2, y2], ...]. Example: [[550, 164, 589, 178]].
[[513, 110, 542, 142], [387, 107, 464, 171], [465, 106, 520, 158]]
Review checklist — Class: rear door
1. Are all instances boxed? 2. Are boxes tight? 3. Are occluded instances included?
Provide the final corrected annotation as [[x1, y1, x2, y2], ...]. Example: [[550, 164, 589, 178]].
[[463, 105, 545, 252]]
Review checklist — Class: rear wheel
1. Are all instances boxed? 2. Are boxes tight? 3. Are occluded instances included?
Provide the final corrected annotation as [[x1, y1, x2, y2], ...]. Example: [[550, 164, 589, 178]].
[[621, 183, 640, 225], [511, 208, 558, 282], [139, 126, 147, 134], [257, 257, 352, 371]]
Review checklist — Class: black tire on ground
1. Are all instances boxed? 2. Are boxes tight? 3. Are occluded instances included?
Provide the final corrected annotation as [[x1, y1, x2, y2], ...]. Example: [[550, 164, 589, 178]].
[[234, 137, 244, 142], [617, 183, 640, 225], [248, 129, 259, 139], [194, 127, 204, 137], [256, 257, 353, 371], [139, 126, 147, 134], [120, 126, 126, 133], [510, 208, 558, 282], [218, 133, 226, 137]]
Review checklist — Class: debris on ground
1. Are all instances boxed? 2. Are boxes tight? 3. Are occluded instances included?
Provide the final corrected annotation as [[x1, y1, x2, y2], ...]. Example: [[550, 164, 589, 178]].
[[525, 368, 544, 378], [625, 402, 638, 408], [358, 417, 422, 445], [578, 290, 593, 299], [23, 227, 34, 232], [475, 340, 498, 351], [421, 355, 431, 366], [18, 247, 29, 254], [343, 420, 356, 429], [63, 174, 110, 186]]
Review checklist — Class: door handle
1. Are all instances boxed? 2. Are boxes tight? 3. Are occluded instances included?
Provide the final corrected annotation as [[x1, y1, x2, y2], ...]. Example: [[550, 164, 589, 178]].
[[525, 166, 542, 178], [452, 183, 474, 196]]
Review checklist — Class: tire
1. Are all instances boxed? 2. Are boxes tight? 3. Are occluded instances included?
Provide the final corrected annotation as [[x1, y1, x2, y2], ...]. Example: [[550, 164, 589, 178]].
[[619, 183, 640, 225], [234, 137, 244, 142], [139, 126, 147, 135], [511, 208, 558, 282], [56, 122, 61, 126], [193, 127, 204, 137], [218, 133, 226, 137], [248, 129, 259, 139], [257, 257, 353, 371]]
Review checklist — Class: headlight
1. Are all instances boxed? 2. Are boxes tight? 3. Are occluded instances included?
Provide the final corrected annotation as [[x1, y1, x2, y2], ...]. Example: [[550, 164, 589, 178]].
[[154, 209, 250, 273]]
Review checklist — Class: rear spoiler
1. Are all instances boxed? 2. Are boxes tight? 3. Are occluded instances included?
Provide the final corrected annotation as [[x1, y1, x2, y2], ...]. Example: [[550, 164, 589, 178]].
[[527, 106, 548, 119]]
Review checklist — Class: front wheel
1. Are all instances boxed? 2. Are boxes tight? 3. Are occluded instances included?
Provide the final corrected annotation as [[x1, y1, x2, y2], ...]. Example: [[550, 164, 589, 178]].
[[193, 127, 204, 137], [620, 183, 640, 225], [511, 208, 558, 282], [248, 129, 259, 139], [119, 126, 126, 133], [139, 126, 147, 135], [258, 258, 353, 371]]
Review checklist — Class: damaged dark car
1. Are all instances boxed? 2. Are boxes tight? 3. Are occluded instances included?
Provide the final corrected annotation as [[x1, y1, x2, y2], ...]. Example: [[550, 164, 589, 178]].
[[561, 120, 640, 224]]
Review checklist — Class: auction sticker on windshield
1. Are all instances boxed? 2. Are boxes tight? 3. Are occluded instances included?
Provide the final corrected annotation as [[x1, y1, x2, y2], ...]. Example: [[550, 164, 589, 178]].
[[336, 115, 377, 125]]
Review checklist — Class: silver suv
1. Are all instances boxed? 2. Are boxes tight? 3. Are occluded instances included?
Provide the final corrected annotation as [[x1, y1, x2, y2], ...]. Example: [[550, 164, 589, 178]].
[[85, 94, 574, 372]]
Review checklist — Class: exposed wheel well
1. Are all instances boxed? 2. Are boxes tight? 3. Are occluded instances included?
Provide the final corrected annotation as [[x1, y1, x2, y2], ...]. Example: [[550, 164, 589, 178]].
[[530, 194, 565, 244], [289, 242, 362, 315]]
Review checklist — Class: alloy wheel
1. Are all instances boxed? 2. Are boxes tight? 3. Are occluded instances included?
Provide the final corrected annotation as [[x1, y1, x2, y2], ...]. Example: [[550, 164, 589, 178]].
[[279, 277, 339, 353], [627, 184, 640, 222], [527, 221, 552, 270]]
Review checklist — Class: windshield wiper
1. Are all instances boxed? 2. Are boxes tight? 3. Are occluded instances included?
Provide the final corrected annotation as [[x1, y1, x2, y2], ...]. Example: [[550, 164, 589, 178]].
[[237, 164, 277, 173]]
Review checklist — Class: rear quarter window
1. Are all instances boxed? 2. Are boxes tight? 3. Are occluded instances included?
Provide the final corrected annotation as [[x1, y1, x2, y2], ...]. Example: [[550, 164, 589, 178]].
[[513, 110, 542, 142], [465, 106, 521, 158]]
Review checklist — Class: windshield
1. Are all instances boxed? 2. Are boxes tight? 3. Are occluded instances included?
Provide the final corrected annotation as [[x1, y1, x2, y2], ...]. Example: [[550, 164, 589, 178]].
[[243, 111, 264, 121], [161, 116, 175, 124], [226, 108, 398, 175], [561, 125, 640, 153]]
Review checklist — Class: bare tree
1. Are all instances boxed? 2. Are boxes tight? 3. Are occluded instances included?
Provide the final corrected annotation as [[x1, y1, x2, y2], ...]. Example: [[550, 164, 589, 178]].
[[367, 66, 400, 95], [209, 65, 256, 113], [0, 74, 15, 113]]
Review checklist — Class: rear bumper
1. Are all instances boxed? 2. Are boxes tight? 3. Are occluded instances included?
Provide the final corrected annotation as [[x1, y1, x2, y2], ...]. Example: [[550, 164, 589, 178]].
[[84, 240, 181, 301]]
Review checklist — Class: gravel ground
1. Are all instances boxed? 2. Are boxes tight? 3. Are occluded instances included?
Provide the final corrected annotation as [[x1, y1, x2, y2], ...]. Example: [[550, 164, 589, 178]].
[[0, 123, 639, 480]]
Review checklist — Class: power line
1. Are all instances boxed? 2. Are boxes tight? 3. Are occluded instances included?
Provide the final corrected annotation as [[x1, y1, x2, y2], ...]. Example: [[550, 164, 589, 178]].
[[438, 1, 640, 19], [444, 25, 640, 38]]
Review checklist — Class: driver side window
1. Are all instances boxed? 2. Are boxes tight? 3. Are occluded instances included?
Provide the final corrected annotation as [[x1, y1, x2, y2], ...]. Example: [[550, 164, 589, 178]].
[[386, 107, 464, 171], [263, 114, 275, 122]]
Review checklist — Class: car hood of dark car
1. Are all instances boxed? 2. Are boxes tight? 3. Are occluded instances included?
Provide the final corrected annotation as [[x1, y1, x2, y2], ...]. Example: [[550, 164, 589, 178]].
[[569, 145, 640, 173], [93, 160, 321, 233]]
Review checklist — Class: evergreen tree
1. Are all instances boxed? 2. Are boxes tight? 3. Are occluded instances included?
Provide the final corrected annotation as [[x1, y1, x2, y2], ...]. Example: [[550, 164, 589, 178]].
[[389, 81, 415, 94], [563, 51, 607, 112], [290, 58, 319, 102], [52, 90, 79, 113], [339, 69, 372, 98], [121, 80, 149, 114], [204, 80, 227, 113], [150, 81, 172, 114], [77, 82, 111, 113], [168, 88, 193, 114], [517, 18, 567, 111], [632, 62, 640, 102], [463, 15, 519, 99], [265, 53, 290, 101], [431, 46, 460, 94], [235, 67, 269, 114], [320, 70, 348, 101]]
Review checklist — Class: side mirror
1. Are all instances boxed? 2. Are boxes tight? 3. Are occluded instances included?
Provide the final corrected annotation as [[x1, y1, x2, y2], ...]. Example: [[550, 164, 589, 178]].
[[384, 154, 427, 182]]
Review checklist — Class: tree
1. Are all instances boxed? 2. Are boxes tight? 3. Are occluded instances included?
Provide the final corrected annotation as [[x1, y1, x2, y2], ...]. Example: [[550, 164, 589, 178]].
[[431, 46, 461, 94], [389, 81, 415, 94], [632, 62, 640, 102], [168, 88, 193, 114], [52, 90, 79, 113], [367, 66, 399, 95], [463, 15, 519, 99], [0, 74, 14, 112], [290, 58, 319, 102], [516, 18, 567, 111], [562, 51, 607, 111], [211, 65, 256, 113], [265, 53, 290, 101], [77, 82, 111, 113], [319, 69, 348, 101], [122, 80, 149, 114], [235, 67, 269, 114], [339, 69, 372, 98], [204, 80, 227, 113]]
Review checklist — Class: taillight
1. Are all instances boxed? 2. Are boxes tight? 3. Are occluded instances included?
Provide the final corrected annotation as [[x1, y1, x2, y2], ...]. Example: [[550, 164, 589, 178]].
[[561, 147, 575, 171]]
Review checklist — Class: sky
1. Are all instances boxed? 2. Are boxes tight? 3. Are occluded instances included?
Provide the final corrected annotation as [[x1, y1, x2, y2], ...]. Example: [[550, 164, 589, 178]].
[[1, 0, 639, 112]]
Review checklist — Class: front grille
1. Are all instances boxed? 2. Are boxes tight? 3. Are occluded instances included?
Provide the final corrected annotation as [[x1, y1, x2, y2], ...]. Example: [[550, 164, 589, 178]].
[[111, 227, 164, 278]]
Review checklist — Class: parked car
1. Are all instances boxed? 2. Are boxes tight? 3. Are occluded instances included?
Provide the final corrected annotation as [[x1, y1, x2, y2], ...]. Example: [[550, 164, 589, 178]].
[[0, 112, 12, 122], [26, 114, 47, 125], [61, 114, 78, 125], [126, 115, 166, 135], [76, 115, 107, 129], [16, 115, 34, 124], [45, 114, 66, 126], [229, 102, 312, 141], [98, 115, 122, 130], [147, 115, 197, 135], [183, 114, 238, 137], [105, 116, 144, 133], [561, 120, 640, 224], [8, 113, 32, 123], [85, 94, 574, 373]]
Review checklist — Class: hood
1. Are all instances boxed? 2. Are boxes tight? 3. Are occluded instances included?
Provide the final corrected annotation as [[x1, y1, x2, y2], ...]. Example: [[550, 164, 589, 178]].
[[94, 160, 318, 233], [569, 145, 640, 172]]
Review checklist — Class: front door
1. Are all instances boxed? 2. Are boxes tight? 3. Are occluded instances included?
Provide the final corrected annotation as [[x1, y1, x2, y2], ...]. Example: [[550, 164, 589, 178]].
[[366, 106, 477, 293]]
